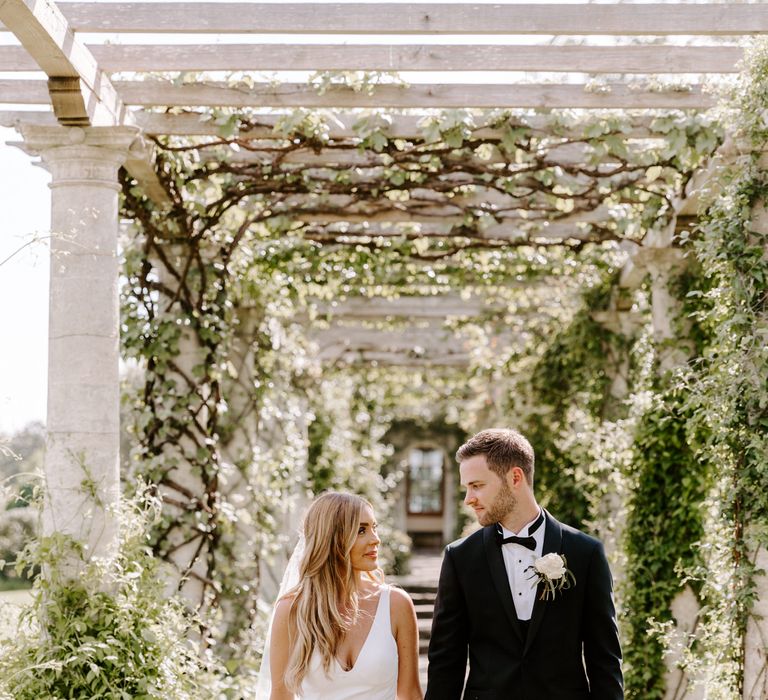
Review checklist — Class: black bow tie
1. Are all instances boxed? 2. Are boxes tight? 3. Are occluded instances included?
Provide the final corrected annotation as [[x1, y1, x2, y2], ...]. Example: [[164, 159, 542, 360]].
[[497, 510, 545, 550]]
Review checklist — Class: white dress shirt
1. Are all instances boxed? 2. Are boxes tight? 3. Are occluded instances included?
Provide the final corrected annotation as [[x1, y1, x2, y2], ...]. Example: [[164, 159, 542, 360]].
[[499, 508, 545, 621]]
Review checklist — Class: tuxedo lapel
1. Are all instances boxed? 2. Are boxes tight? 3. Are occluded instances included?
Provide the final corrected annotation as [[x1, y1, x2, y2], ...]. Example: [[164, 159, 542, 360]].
[[482, 526, 525, 645], [524, 511, 563, 654]]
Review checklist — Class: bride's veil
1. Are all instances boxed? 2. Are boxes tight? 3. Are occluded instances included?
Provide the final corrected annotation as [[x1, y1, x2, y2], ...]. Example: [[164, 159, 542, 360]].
[[255, 531, 306, 700]]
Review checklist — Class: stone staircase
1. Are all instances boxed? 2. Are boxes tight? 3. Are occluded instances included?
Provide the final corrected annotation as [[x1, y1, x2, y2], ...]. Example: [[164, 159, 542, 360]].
[[407, 583, 438, 657], [391, 549, 442, 688]]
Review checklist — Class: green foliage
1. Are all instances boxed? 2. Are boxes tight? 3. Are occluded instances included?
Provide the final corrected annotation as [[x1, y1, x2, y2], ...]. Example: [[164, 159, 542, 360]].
[[622, 391, 709, 699], [0, 507, 36, 587], [117, 88, 726, 691], [617, 38, 768, 699], [0, 423, 43, 587], [653, 37, 768, 697], [0, 493, 227, 700], [0, 422, 43, 510], [519, 271, 627, 528], [306, 371, 409, 575]]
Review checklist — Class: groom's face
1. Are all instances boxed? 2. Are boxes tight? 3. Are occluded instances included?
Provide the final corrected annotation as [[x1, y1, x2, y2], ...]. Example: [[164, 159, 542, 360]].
[[460, 455, 516, 527]]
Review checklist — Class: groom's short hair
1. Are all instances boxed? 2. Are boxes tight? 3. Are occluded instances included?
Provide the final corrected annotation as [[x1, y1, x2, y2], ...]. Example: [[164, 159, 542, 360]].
[[456, 429, 535, 485]]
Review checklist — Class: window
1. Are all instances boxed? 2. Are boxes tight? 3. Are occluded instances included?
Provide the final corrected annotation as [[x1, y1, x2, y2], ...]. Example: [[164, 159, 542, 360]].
[[407, 447, 444, 514]]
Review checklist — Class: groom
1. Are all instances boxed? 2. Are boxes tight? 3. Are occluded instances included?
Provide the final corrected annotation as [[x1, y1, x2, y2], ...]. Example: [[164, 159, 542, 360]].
[[425, 429, 623, 700]]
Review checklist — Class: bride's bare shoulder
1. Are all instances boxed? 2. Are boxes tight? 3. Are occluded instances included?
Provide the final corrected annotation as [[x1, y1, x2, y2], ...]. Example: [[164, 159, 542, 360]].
[[389, 586, 416, 616], [273, 593, 298, 622]]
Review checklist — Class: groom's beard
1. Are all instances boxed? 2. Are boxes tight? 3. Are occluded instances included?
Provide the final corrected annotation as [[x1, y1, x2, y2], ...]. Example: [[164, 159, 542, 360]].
[[477, 481, 517, 527]]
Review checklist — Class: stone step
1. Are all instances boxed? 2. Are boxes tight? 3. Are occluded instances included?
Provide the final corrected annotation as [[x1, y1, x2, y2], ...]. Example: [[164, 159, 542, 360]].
[[415, 603, 434, 619], [418, 617, 432, 641], [401, 583, 439, 594], [390, 550, 442, 688], [406, 591, 438, 605]]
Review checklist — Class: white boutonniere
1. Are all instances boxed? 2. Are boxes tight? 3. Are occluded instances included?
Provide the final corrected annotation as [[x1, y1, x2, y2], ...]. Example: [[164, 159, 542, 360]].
[[526, 553, 576, 600]]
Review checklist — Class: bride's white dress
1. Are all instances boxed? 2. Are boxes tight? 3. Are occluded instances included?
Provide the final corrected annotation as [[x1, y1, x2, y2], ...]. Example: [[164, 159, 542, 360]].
[[300, 584, 399, 700]]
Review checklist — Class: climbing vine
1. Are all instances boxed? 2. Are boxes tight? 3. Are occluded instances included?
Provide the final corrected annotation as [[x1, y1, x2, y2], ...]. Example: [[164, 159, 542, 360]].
[[2, 45, 762, 700], [114, 75, 725, 691], [622, 39, 768, 699], [656, 40, 768, 698]]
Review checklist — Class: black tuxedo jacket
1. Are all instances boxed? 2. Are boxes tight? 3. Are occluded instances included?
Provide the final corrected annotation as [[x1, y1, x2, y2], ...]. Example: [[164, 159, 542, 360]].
[[425, 511, 623, 700]]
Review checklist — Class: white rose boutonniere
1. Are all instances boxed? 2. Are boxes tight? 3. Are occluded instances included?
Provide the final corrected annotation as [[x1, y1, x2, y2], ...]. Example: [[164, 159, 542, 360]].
[[526, 553, 576, 600]]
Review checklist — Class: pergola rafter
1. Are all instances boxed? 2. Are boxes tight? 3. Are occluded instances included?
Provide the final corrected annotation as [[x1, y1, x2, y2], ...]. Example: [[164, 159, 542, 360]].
[[0, 0, 741, 215], [1, 2, 766, 34], [0, 1, 758, 128], [0, 79, 720, 110], [1, 0, 737, 364], [0, 0, 125, 126], [0, 43, 747, 74], [0, 110, 676, 139]]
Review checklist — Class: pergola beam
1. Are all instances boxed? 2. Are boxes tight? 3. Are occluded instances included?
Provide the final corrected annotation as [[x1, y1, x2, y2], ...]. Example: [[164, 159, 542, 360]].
[[266, 195, 617, 224], [311, 325, 472, 366], [219, 143, 645, 169], [0, 80, 715, 110], [0, 0, 125, 126], [118, 81, 718, 110], [314, 294, 507, 320], [2, 3, 765, 35], [0, 43, 743, 74], [0, 110, 675, 140], [296, 218, 613, 243]]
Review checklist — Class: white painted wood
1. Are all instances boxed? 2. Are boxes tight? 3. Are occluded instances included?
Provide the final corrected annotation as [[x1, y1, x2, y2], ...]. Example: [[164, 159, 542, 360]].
[[0, 79, 53, 103], [2, 79, 716, 109], [311, 325, 471, 365], [310, 319, 521, 366], [315, 294, 497, 319], [121, 81, 716, 110], [0, 0, 124, 126], [259, 194, 617, 229], [220, 142, 637, 169], [123, 140, 173, 206], [0, 43, 743, 74], [121, 81, 715, 109], [131, 111, 662, 139], [320, 349, 470, 367], [0, 109, 664, 140], [0, 111, 58, 128], [3, 3, 764, 35], [300, 216, 610, 242]]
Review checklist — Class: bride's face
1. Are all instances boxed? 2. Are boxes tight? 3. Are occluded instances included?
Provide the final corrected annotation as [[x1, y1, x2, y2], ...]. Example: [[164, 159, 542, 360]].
[[350, 504, 380, 572]]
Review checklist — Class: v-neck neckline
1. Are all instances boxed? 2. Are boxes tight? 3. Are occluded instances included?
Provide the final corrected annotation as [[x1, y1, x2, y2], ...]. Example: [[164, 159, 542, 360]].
[[335, 586, 385, 674]]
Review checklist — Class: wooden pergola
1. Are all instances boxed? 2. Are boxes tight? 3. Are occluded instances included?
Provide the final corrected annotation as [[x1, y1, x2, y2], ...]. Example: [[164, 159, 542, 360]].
[[1, 2, 766, 695], [0, 2, 760, 203], [2, 2, 751, 368]]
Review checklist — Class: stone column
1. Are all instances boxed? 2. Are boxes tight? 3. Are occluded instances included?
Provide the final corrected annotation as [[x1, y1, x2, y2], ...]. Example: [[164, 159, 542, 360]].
[[743, 151, 768, 700], [17, 125, 138, 564], [633, 230, 689, 374], [744, 544, 768, 699], [630, 232, 704, 700]]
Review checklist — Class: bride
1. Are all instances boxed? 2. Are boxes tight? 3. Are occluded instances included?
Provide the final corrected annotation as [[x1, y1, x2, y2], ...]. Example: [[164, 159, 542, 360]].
[[264, 491, 423, 700]]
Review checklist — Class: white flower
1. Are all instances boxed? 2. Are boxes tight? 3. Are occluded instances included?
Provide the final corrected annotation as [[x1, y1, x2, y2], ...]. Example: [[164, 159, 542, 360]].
[[527, 553, 575, 600], [534, 553, 567, 580]]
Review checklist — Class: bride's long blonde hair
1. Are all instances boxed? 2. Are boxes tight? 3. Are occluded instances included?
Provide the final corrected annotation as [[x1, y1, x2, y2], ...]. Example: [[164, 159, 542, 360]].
[[283, 491, 382, 693]]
